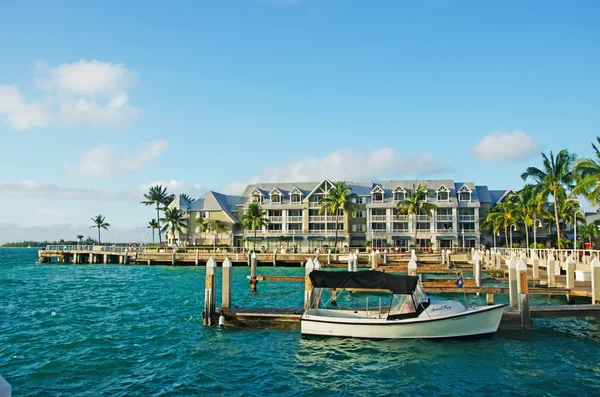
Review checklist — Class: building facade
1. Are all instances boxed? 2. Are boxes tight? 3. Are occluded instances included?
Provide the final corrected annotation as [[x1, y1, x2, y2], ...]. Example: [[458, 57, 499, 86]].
[[167, 178, 525, 251]]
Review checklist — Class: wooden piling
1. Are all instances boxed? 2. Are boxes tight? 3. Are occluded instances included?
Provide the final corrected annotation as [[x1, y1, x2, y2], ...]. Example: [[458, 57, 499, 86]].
[[370, 251, 376, 270], [566, 255, 575, 289], [273, 251, 277, 267], [517, 258, 528, 295], [327, 249, 331, 265], [124, 249, 128, 265], [171, 249, 176, 266], [591, 257, 600, 304], [250, 252, 258, 292], [222, 257, 232, 309], [408, 257, 417, 277], [532, 253, 539, 279], [103, 254, 108, 264], [520, 294, 531, 332], [195, 249, 199, 266], [486, 293, 495, 305], [508, 255, 518, 310], [441, 250, 446, 265], [304, 258, 315, 311], [547, 253, 556, 288], [204, 257, 216, 326], [383, 250, 387, 265]]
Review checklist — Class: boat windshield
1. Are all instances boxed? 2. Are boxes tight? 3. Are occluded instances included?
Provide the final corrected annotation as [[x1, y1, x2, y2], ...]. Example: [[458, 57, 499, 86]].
[[413, 283, 429, 308], [389, 294, 416, 316]]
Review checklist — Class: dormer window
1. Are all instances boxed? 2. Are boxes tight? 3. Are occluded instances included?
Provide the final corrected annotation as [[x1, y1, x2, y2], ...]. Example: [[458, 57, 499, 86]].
[[252, 194, 263, 204], [436, 185, 450, 201], [458, 185, 472, 202], [269, 188, 283, 204], [371, 186, 385, 202], [271, 195, 281, 203], [291, 194, 301, 203], [393, 186, 406, 201]]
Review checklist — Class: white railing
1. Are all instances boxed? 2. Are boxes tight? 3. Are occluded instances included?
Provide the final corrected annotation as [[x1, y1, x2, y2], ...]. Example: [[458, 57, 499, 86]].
[[392, 229, 409, 233], [309, 202, 321, 208], [307, 230, 338, 234], [459, 229, 477, 233], [45, 245, 132, 252], [458, 215, 476, 222], [309, 216, 327, 222], [287, 216, 303, 222], [435, 215, 455, 221], [435, 229, 456, 233], [370, 215, 387, 221], [393, 215, 410, 221], [369, 229, 389, 234], [267, 216, 283, 222]]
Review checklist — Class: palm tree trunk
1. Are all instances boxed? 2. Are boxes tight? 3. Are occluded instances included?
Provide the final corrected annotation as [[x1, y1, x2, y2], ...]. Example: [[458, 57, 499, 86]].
[[156, 204, 162, 246], [334, 214, 339, 252], [414, 214, 418, 250], [525, 223, 530, 249], [253, 228, 257, 252], [553, 190, 561, 248], [504, 227, 508, 248], [152, 229, 155, 244], [97, 227, 101, 245]]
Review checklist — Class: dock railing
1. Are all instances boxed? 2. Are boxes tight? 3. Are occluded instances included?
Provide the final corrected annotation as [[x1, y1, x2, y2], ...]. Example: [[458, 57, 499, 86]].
[[45, 245, 141, 253]]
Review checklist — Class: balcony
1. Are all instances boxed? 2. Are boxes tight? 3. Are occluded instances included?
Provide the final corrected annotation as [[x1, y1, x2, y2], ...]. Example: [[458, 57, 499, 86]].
[[309, 216, 327, 222], [370, 215, 387, 221], [267, 216, 283, 222], [394, 215, 409, 221], [308, 230, 338, 234], [287, 216, 303, 222], [435, 215, 455, 221], [458, 215, 477, 222], [459, 229, 477, 233], [369, 229, 389, 234], [435, 229, 456, 233], [392, 229, 409, 233], [416, 215, 431, 221], [308, 202, 321, 208]]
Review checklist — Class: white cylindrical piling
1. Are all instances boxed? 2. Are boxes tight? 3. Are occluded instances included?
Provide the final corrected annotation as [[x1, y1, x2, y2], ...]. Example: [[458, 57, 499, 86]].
[[222, 257, 232, 309], [273, 250, 277, 267], [408, 257, 417, 277], [353, 252, 358, 272], [195, 249, 199, 266], [474, 253, 482, 293], [327, 249, 331, 265], [566, 255, 576, 289], [347, 254, 353, 272], [591, 257, 600, 304], [124, 249, 128, 265], [171, 248, 176, 265], [532, 253, 539, 279], [517, 258, 528, 296], [383, 250, 387, 265], [441, 250, 446, 265], [250, 252, 258, 292], [547, 253, 556, 287], [304, 258, 316, 311], [370, 251, 376, 270], [508, 256, 518, 310], [204, 257, 217, 326]]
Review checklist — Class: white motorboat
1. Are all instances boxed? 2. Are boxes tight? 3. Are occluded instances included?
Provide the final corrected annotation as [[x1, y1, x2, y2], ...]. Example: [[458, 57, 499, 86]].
[[300, 270, 506, 339]]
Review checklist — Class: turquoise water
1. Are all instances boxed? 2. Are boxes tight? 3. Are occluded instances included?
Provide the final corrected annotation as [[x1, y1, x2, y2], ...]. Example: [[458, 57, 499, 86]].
[[1, 248, 599, 396]]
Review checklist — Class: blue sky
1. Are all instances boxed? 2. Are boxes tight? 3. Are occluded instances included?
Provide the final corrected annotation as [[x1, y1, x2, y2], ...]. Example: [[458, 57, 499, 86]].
[[0, 0, 598, 243]]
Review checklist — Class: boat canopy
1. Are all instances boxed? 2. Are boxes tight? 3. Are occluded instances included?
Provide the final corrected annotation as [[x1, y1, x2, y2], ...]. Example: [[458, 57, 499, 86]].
[[309, 270, 419, 294]]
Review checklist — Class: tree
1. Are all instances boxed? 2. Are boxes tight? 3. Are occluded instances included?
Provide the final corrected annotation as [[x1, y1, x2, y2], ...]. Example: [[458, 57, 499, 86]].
[[483, 202, 520, 248], [76, 234, 84, 248], [521, 150, 576, 248], [211, 219, 229, 249], [241, 202, 269, 252], [396, 184, 437, 248], [181, 193, 196, 204], [578, 222, 599, 248], [195, 217, 209, 246], [507, 185, 546, 248], [147, 219, 159, 244], [318, 182, 359, 252], [161, 207, 188, 247], [90, 215, 110, 245], [141, 185, 171, 246], [573, 136, 600, 205]]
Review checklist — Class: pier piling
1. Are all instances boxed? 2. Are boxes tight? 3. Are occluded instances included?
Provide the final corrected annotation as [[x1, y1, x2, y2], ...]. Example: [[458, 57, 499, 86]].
[[204, 257, 216, 326], [222, 258, 232, 309], [508, 255, 518, 310], [547, 253, 556, 288], [566, 255, 576, 290], [304, 258, 315, 311], [592, 257, 600, 304], [250, 252, 258, 292]]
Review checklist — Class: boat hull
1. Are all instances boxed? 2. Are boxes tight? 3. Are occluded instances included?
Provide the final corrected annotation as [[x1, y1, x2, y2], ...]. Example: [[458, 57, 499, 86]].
[[301, 304, 506, 339]]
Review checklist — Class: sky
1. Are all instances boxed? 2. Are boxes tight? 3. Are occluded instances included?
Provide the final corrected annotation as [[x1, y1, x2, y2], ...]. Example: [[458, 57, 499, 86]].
[[0, 0, 598, 244]]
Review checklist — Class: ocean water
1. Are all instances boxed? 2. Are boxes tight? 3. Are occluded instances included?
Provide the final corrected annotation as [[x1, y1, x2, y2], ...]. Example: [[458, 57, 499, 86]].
[[1, 248, 599, 396]]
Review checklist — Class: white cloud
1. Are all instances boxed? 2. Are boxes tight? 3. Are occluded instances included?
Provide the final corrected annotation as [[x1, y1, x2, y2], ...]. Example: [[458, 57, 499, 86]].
[[0, 60, 140, 130], [221, 147, 449, 194], [138, 180, 205, 198], [66, 140, 168, 177], [473, 130, 541, 161], [0, 180, 137, 201]]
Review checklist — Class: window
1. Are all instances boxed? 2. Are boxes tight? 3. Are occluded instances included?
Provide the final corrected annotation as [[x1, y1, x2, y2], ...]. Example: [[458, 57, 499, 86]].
[[437, 191, 449, 201], [355, 210, 365, 218], [353, 196, 366, 204], [271, 195, 281, 203], [352, 224, 367, 232], [252, 195, 263, 204], [394, 192, 406, 201], [372, 193, 383, 202], [196, 212, 206, 219], [458, 192, 471, 201], [291, 194, 301, 203]]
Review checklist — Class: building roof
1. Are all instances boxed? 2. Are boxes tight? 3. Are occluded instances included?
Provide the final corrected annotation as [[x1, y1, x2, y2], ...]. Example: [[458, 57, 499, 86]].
[[189, 191, 238, 222]]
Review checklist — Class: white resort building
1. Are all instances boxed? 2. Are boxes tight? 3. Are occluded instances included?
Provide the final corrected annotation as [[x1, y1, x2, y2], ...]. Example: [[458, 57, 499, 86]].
[[167, 179, 523, 252]]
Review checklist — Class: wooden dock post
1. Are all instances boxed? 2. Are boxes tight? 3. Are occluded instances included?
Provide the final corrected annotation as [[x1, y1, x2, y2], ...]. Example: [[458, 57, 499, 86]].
[[532, 252, 539, 279], [124, 249, 128, 265], [353, 252, 358, 272], [370, 251, 376, 270], [520, 294, 531, 332], [446, 249, 452, 267], [383, 249, 387, 265], [195, 249, 199, 266], [408, 256, 417, 277], [591, 257, 600, 304], [547, 253, 556, 287], [566, 255, 575, 289], [222, 257, 232, 309], [441, 250, 446, 265], [486, 293, 495, 305], [327, 249, 331, 265], [103, 254, 108, 264], [508, 255, 518, 310], [204, 257, 216, 326], [304, 258, 315, 311], [73, 253, 78, 264], [171, 249, 176, 266], [517, 257, 528, 296], [347, 254, 353, 272], [473, 251, 482, 296], [496, 251, 502, 269], [250, 252, 258, 292], [273, 250, 277, 267]]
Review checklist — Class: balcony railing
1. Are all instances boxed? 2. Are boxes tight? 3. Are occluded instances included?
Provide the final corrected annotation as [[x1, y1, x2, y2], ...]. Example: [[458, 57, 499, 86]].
[[459, 229, 477, 233], [392, 229, 409, 233], [267, 216, 283, 222], [435, 229, 456, 233], [309, 216, 327, 222], [287, 216, 303, 222], [416, 215, 431, 221], [435, 215, 455, 221], [370, 215, 387, 221], [307, 230, 338, 234], [308, 202, 321, 208], [369, 229, 389, 234], [394, 215, 409, 221], [458, 215, 477, 222]]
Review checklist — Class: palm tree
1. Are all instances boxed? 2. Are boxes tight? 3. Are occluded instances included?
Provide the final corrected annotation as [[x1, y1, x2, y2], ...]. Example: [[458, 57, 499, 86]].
[[90, 215, 110, 245], [211, 219, 229, 249], [241, 202, 269, 252], [507, 185, 546, 248], [483, 202, 520, 248], [181, 193, 196, 204], [578, 222, 599, 248], [161, 207, 188, 247], [573, 136, 600, 205], [318, 182, 359, 252], [396, 184, 437, 249], [141, 185, 171, 246], [195, 217, 209, 246], [521, 150, 576, 248], [147, 219, 159, 244], [76, 234, 84, 249]]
